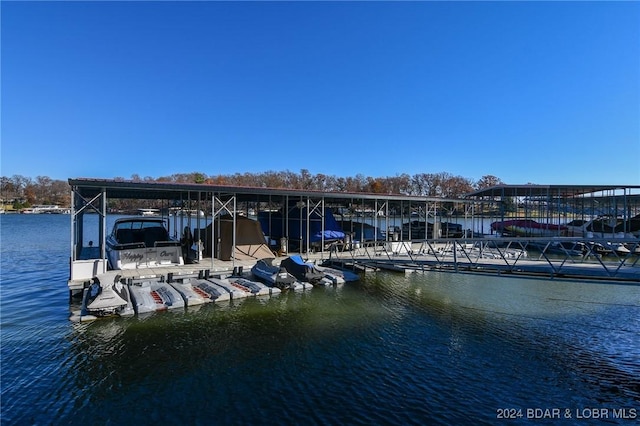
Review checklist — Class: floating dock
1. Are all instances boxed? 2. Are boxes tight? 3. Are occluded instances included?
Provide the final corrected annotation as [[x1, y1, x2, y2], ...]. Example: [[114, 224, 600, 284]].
[[67, 179, 640, 293], [324, 238, 640, 283]]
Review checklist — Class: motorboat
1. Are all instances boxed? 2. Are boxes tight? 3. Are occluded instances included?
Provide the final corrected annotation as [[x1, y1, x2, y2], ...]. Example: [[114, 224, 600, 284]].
[[251, 258, 297, 290], [251, 258, 313, 291], [316, 263, 360, 284], [168, 207, 205, 218], [127, 277, 185, 315], [19, 205, 70, 214], [137, 208, 160, 216], [400, 221, 463, 239], [78, 268, 242, 320], [226, 275, 278, 297], [565, 216, 639, 238], [81, 271, 186, 319], [401, 221, 434, 239], [205, 276, 252, 300], [441, 222, 464, 238], [167, 272, 232, 305], [565, 216, 638, 256], [82, 272, 135, 318], [490, 219, 567, 237], [257, 205, 345, 252], [224, 268, 280, 296], [280, 255, 333, 286], [106, 217, 183, 270]]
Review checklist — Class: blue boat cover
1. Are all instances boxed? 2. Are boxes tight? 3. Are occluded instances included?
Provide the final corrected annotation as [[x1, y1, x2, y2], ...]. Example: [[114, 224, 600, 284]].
[[289, 255, 307, 265], [258, 205, 345, 244]]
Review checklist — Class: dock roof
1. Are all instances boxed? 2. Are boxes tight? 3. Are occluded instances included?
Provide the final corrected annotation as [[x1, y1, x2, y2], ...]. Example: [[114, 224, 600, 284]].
[[465, 184, 640, 198], [67, 177, 453, 203], [69, 178, 640, 204]]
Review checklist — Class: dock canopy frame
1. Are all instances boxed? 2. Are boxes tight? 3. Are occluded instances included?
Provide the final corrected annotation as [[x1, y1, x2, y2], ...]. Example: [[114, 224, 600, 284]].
[[67, 177, 460, 291], [68, 179, 640, 291], [465, 184, 640, 232]]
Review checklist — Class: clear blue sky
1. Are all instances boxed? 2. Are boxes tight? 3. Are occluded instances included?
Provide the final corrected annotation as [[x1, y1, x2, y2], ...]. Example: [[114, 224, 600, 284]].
[[2, 1, 639, 185]]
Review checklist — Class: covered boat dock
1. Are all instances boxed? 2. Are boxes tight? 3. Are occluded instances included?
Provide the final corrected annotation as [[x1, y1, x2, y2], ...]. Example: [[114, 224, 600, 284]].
[[67, 179, 640, 295]]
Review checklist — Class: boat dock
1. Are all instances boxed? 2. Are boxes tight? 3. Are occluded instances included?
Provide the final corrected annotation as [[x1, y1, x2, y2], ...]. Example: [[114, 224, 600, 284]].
[[91, 240, 639, 285], [67, 179, 640, 295], [325, 244, 640, 283], [21, 204, 70, 214]]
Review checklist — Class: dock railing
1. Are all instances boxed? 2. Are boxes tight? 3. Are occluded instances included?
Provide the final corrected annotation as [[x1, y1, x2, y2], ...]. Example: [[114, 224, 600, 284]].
[[328, 236, 640, 282]]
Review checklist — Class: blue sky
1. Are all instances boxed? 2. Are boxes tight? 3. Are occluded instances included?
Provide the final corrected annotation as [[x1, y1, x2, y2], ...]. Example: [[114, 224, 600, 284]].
[[2, 1, 639, 185]]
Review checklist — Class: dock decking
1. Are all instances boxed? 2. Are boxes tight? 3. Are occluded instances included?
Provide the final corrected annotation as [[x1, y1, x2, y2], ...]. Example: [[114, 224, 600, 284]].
[[322, 239, 640, 283], [67, 179, 640, 292], [96, 240, 639, 285], [67, 239, 640, 296]]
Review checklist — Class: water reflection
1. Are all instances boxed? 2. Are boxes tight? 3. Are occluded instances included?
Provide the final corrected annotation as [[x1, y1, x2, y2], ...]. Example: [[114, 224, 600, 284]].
[[2, 207, 638, 426], [63, 285, 400, 423], [365, 271, 640, 404], [58, 272, 640, 425]]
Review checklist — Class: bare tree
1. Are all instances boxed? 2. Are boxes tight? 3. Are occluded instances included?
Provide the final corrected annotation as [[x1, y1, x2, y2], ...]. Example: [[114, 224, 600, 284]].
[[1, 169, 507, 208], [476, 175, 503, 190], [441, 175, 474, 198]]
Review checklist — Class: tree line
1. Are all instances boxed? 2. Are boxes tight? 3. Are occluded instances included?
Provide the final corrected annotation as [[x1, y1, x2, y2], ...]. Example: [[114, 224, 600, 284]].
[[1, 170, 505, 209], [1, 175, 71, 209]]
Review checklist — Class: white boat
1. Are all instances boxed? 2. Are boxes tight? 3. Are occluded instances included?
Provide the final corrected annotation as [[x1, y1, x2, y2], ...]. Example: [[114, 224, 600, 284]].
[[20, 205, 70, 214], [78, 218, 186, 321], [566, 216, 637, 238], [106, 217, 183, 270], [127, 278, 185, 314], [81, 272, 135, 319], [224, 272, 280, 296], [289, 281, 314, 291], [565, 216, 638, 256], [168, 274, 234, 305], [192, 279, 233, 302], [315, 264, 360, 284], [205, 277, 251, 299], [490, 219, 567, 237], [169, 208, 205, 218]]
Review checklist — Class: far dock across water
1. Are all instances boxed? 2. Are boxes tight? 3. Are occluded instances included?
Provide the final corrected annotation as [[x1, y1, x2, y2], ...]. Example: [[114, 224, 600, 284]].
[[67, 179, 640, 296]]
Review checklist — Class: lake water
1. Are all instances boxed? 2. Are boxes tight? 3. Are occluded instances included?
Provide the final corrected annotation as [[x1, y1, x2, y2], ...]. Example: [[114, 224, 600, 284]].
[[1, 214, 639, 425]]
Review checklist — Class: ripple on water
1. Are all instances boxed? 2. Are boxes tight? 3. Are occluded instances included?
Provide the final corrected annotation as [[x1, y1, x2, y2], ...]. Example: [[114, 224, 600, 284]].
[[2, 215, 639, 425]]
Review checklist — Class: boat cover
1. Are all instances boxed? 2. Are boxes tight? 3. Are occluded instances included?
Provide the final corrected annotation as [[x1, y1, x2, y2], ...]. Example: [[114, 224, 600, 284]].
[[280, 255, 325, 284], [338, 220, 385, 241], [203, 215, 274, 261], [258, 205, 345, 244]]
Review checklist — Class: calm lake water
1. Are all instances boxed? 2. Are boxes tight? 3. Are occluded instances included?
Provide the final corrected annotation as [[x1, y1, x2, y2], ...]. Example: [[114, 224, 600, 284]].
[[1, 214, 639, 425]]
